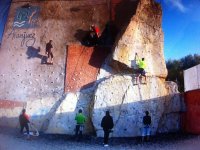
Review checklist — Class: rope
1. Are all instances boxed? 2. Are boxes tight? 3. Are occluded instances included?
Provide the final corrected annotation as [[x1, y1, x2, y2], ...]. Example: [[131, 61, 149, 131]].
[[67, 46, 86, 90], [29, 122, 39, 136]]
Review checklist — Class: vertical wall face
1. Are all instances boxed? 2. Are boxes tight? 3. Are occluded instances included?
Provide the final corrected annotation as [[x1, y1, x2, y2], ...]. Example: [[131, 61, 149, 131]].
[[0, 0, 109, 101], [184, 64, 200, 92], [0, 1, 66, 101], [112, 0, 167, 77], [92, 0, 181, 137]]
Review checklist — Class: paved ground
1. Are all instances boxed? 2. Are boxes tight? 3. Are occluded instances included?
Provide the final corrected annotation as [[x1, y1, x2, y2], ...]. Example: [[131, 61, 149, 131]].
[[0, 127, 200, 150]]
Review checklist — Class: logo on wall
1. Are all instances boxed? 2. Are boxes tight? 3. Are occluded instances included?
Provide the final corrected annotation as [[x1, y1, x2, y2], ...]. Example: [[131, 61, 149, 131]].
[[13, 6, 40, 28]]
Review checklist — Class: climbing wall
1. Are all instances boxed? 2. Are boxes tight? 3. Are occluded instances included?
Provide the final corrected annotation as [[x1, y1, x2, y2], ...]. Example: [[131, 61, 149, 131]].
[[0, 0, 109, 101], [0, 0, 110, 129]]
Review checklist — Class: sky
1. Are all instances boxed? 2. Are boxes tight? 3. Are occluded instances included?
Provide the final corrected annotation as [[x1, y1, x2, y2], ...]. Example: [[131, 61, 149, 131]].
[[0, 0, 12, 44], [159, 0, 200, 60]]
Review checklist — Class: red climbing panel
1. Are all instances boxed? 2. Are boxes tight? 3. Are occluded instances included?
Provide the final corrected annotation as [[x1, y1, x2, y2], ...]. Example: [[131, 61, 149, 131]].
[[184, 89, 200, 134], [65, 45, 110, 92], [0, 100, 25, 109]]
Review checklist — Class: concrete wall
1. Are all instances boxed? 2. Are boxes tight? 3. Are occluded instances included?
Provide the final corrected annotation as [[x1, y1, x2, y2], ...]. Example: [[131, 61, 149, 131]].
[[184, 64, 200, 92]]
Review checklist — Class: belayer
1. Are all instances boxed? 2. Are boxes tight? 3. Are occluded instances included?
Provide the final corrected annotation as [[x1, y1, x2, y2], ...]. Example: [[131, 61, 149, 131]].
[[19, 108, 30, 139]]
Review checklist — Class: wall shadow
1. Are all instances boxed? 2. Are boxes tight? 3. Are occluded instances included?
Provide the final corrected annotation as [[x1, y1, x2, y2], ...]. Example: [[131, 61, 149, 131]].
[[112, 0, 139, 32], [0, 93, 183, 138], [65, 45, 112, 92], [97, 22, 118, 46], [74, 22, 118, 47], [89, 46, 111, 68], [74, 29, 90, 45], [65, 45, 139, 92], [26, 46, 48, 64], [91, 93, 182, 137]]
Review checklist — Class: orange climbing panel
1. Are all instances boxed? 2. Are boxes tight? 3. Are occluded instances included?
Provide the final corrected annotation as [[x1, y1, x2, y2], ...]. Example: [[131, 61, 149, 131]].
[[183, 89, 200, 134], [65, 45, 110, 92]]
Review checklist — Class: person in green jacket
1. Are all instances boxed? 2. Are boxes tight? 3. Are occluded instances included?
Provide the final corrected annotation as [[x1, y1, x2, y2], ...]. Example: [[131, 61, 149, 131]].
[[135, 53, 147, 84], [75, 109, 86, 140]]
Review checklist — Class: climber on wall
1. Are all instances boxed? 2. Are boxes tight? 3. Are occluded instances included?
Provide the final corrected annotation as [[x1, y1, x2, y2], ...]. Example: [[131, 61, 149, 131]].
[[90, 24, 100, 38], [75, 109, 86, 141], [101, 110, 114, 147], [135, 53, 147, 84], [45, 40, 54, 64], [82, 24, 100, 46]]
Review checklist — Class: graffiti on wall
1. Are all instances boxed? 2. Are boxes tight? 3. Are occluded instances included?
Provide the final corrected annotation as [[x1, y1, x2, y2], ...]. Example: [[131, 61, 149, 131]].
[[13, 6, 40, 28], [8, 29, 36, 47]]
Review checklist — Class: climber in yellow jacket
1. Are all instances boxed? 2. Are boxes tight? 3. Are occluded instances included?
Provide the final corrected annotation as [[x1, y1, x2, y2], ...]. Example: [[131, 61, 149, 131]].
[[135, 53, 147, 84]]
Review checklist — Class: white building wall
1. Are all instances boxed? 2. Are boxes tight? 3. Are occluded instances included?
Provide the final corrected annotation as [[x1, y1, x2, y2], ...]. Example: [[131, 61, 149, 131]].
[[184, 64, 200, 92]]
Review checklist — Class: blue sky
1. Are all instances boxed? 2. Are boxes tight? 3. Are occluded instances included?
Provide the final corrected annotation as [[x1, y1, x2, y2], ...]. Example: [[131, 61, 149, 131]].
[[160, 0, 200, 60], [0, 0, 12, 44]]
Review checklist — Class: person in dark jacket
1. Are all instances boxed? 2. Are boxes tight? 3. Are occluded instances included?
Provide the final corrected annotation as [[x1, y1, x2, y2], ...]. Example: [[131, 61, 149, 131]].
[[45, 40, 53, 64], [19, 109, 30, 139], [142, 111, 151, 142], [101, 110, 114, 147]]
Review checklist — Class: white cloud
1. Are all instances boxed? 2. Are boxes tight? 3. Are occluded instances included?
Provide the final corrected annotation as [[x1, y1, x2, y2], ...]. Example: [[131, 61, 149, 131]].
[[165, 0, 187, 12]]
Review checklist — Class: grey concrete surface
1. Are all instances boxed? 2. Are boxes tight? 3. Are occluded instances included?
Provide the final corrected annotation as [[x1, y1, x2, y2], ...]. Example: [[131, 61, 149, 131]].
[[0, 127, 200, 150]]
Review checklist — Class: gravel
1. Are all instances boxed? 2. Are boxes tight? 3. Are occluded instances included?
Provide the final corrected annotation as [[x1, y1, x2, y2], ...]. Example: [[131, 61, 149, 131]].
[[0, 127, 200, 150]]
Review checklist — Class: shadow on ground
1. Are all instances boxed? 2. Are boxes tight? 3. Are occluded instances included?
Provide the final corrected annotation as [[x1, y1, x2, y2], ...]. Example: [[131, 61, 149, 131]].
[[0, 126, 198, 147]]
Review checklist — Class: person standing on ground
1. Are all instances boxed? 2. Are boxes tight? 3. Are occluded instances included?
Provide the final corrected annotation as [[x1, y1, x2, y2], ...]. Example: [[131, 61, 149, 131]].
[[19, 109, 30, 139], [75, 109, 86, 141], [142, 111, 151, 142], [45, 40, 53, 64], [101, 110, 114, 147], [135, 53, 147, 84]]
